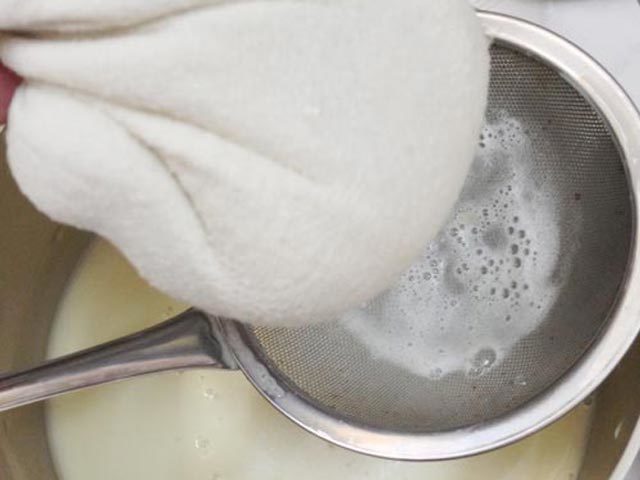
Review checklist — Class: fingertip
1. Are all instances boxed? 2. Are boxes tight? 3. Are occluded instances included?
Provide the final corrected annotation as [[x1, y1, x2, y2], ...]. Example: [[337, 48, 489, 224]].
[[0, 63, 22, 125]]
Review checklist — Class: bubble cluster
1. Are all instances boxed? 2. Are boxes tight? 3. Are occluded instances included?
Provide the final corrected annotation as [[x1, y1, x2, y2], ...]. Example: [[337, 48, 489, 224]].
[[203, 388, 218, 400], [342, 115, 563, 378], [194, 436, 213, 458]]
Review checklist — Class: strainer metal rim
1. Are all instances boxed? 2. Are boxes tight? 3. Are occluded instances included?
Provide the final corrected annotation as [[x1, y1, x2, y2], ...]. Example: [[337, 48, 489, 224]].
[[219, 12, 640, 460]]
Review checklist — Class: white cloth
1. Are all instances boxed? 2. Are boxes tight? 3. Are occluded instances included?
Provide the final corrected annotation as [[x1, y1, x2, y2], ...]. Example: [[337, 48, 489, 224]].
[[0, 0, 488, 326]]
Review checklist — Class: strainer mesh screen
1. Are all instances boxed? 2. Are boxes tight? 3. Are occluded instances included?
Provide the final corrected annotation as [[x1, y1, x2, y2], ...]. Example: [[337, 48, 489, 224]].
[[246, 44, 632, 432]]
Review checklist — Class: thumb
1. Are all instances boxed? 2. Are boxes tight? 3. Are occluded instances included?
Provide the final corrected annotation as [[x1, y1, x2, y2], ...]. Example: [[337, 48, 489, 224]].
[[0, 62, 22, 124]]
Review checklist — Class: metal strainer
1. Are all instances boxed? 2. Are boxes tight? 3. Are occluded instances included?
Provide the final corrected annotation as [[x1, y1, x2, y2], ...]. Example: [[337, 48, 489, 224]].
[[1, 12, 640, 461]]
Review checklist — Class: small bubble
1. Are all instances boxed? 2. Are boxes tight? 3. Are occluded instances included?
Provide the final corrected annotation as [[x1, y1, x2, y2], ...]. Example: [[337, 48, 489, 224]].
[[490, 288, 496, 295], [513, 375, 528, 387], [472, 227, 479, 235], [513, 216, 520, 223], [481, 266, 488, 275], [204, 388, 218, 400], [502, 288, 510, 298], [488, 259, 495, 267], [514, 257, 522, 268], [195, 437, 211, 450], [423, 272, 432, 281], [524, 248, 530, 256], [505, 315, 512, 322], [511, 281, 518, 289], [476, 248, 483, 255], [508, 226, 515, 235], [518, 230, 526, 239], [523, 284, 529, 290], [468, 348, 497, 377], [511, 244, 519, 255]]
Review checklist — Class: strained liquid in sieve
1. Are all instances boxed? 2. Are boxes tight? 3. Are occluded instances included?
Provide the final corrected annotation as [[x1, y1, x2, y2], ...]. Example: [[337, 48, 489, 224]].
[[244, 44, 633, 433], [214, 12, 640, 459]]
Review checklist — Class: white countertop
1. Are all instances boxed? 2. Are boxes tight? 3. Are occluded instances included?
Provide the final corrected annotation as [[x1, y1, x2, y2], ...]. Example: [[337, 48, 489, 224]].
[[472, 0, 640, 107], [470, 2, 640, 479]]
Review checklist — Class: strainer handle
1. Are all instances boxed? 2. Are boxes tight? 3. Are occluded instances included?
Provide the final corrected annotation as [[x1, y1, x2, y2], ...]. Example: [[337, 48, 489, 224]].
[[0, 309, 237, 413]]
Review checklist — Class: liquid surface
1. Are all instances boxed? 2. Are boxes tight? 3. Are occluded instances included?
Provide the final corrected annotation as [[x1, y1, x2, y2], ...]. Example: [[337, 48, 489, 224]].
[[342, 115, 566, 378], [47, 240, 592, 480]]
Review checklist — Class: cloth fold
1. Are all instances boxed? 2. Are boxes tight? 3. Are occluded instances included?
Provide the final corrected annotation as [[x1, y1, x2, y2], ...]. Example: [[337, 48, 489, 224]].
[[1, 0, 488, 326]]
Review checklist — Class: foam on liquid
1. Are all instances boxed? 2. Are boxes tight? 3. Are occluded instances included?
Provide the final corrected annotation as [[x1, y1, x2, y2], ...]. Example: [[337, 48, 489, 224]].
[[46, 239, 591, 480], [342, 114, 566, 378]]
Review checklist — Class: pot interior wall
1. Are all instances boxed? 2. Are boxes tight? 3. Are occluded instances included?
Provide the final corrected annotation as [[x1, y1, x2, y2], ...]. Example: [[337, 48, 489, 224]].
[[0, 134, 89, 480]]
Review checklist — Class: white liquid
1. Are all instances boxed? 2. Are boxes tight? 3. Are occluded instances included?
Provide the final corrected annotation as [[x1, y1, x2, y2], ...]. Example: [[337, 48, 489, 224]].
[[342, 115, 567, 378], [47, 240, 592, 480]]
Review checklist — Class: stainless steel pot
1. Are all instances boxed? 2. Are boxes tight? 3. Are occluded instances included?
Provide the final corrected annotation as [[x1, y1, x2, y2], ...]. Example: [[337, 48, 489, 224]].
[[0, 127, 640, 479], [2, 7, 640, 472]]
